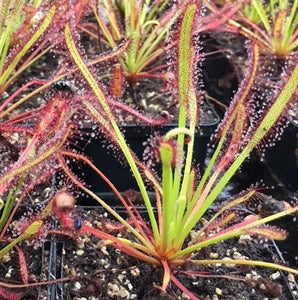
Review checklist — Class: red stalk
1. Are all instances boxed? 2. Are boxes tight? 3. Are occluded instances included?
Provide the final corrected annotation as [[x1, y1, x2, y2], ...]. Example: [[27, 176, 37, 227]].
[[15, 245, 28, 284], [170, 273, 201, 300], [81, 223, 159, 265], [109, 98, 171, 125], [160, 260, 171, 291], [0, 80, 45, 113]]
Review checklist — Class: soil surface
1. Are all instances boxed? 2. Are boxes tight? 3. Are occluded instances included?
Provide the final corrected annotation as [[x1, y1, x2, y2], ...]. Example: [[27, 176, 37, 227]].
[[57, 209, 297, 300], [1, 205, 297, 300]]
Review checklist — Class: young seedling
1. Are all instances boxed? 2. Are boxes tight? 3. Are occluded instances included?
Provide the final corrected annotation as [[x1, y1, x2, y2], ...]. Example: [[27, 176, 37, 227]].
[[86, 0, 178, 85], [204, 0, 298, 57], [0, 3, 54, 95]]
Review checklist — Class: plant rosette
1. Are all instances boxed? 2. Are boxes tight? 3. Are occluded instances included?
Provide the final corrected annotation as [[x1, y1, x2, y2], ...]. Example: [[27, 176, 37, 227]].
[[39, 206, 297, 299]]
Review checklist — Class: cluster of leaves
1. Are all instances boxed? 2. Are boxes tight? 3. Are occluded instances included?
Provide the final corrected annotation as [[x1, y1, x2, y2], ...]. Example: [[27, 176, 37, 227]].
[[0, 0, 297, 299], [85, 0, 175, 84], [204, 0, 297, 57]]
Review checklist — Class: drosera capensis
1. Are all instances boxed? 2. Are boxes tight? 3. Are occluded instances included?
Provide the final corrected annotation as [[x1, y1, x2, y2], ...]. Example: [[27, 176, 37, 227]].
[[0, 1, 297, 299], [54, 2, 298, 298]]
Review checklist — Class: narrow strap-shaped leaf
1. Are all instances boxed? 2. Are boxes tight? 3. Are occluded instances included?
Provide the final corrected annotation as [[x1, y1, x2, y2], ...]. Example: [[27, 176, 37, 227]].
[[0, 221, 43, 259], [65, 23, 159, 241]]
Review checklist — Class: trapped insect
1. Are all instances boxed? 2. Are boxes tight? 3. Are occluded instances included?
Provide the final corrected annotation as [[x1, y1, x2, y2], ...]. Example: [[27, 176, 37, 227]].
[[52, 80, 74, 93], [73, 215, 82, 230]]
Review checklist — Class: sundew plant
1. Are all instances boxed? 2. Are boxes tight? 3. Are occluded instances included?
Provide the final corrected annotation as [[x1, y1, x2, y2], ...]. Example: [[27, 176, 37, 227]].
[[53, 2, 298, 298], [204, 0, 297, 57], [0, 1, 297, 299]]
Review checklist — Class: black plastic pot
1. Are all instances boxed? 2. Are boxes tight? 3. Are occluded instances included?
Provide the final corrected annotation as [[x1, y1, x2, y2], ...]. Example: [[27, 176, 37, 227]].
[[264, 122, 298, 196], [38, 235, 64, 300], [73, 101, 220, 204], [268, 240, 298, 300]]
